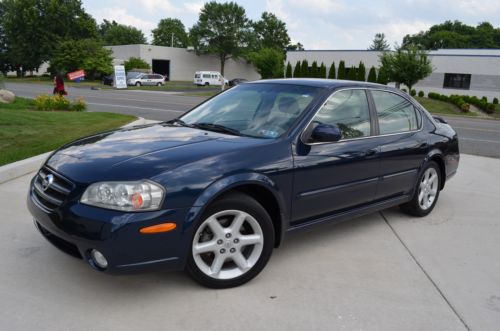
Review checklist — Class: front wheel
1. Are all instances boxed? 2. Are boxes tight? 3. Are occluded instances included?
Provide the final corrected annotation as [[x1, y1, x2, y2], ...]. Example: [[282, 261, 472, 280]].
[[186, 193, 274, 288], [157, 82, 163, 86], [135, 82, 141, 86], [400, 161, 441, 217]]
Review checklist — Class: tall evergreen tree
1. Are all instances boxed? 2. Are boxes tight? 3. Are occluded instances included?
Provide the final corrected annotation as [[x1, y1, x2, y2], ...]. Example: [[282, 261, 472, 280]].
[[338, 60, 346, 79], [368, 33, 391, 50], [328, 61, 336, 79], [367, 66, 377, 83], [293, 61, 301, 78], [357, 61, 366, 81], [300, 59, 309, 77], [377, 67, 388, 85], [347, 66, 357, 80], [311, 61, 318, 78], [319, 62, 326, 78], [285, 62, 292, 78]]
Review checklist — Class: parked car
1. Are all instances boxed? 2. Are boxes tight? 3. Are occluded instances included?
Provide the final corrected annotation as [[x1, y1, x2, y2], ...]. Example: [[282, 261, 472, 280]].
[[194, 71, 228, 86], [228, 78, 248, 87], [127, 73, 166, 86], [101, 75, 114, 86], [27, 79, 459, 288]]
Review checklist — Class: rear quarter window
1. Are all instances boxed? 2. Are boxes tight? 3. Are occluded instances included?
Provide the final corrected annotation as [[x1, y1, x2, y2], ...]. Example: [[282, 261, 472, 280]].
[[371, 91, 419, 134]]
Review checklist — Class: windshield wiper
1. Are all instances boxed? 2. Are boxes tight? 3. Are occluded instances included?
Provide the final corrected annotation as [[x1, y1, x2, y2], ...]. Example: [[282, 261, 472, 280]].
[[166, 118, 194, 127], [192, 123, 243, 136]]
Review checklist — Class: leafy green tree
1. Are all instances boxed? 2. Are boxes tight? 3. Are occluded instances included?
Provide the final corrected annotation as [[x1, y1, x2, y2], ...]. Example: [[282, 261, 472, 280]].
[[2, 0, 97, 76], [124, 57, 150, 72], [300, 59, 309, 77], [367, 66, 377, 83], [99, 20, 146, 45], [319, 62, 326, 79], [190, 2, 251, 75], [293, 61, 301, 78], [368, 33, 390, 51], [357, 61, 366, 81], [248, 48, 284, 79], [285, 62, 292, 78], [379, 46, 433, 91], [347, 66, 357, 81], [328, 61, 336, 79], [337, 60, 346, 79], [286, 42, 304, 51], [152, 18, 188, 48], [50, 39, 113, 79], [402, 20, 500, 49], [253, 12, 291, 51], [310, 61, 318, 78]]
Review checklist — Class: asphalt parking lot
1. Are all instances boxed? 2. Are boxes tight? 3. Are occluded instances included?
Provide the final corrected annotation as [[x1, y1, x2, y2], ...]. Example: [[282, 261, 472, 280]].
[[0, 154, 499, 330]]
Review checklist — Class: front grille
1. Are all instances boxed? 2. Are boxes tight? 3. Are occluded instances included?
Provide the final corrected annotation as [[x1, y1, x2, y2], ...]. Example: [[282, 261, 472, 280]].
[[32, 167, 74, 211]]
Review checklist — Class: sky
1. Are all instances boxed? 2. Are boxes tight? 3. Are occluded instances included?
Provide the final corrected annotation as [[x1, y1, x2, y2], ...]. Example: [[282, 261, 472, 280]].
[[82, 0, 500, 49]]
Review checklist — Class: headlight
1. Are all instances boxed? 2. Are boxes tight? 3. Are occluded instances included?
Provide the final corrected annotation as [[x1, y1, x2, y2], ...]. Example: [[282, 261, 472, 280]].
[[81, 181, 165, 212]]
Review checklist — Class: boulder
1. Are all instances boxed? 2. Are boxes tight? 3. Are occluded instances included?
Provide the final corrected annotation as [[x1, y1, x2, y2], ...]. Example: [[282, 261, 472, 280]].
[[0, 89, 15, 104]]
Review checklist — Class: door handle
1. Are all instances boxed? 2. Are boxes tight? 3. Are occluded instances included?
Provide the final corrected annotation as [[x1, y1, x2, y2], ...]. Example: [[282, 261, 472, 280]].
[[365, 149, 378, 157]]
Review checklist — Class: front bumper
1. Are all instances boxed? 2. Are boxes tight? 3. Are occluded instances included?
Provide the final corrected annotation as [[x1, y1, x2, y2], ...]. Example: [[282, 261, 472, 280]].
[[27, 180, 196, 274]]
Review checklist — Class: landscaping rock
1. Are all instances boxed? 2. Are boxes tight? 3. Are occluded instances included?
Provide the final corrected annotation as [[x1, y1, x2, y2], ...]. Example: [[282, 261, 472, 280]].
[[0, 89, 15, 104]]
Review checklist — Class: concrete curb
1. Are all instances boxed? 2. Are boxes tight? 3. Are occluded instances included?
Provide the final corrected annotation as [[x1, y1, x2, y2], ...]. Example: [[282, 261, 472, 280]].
[[0, 117, 157, 184]]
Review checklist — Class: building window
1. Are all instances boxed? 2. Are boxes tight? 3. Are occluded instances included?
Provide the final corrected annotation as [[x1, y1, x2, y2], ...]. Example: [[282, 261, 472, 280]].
[[443, 73, 471, 90]]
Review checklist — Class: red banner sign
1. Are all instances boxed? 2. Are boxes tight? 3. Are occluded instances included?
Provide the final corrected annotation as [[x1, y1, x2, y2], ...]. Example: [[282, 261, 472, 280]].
[[67, 70, 85, 81]]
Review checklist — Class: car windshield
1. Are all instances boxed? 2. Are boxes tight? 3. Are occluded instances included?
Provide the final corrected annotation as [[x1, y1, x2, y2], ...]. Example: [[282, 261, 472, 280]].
[[180, 83, 324, 139]]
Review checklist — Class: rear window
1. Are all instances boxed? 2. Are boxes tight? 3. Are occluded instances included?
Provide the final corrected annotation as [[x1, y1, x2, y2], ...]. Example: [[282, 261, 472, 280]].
[[372, 91, 419, 134]]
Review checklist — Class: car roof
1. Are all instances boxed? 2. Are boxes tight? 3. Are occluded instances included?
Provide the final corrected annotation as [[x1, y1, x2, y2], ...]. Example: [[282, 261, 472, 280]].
[[250, 78, 390, 90]]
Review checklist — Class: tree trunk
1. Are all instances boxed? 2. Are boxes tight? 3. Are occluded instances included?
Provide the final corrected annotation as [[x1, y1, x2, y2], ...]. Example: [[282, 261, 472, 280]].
[[220, 55, 225, 76]]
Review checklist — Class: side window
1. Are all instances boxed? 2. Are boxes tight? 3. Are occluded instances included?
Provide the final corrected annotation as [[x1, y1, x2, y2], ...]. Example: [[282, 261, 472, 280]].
[[313, 89, 371, 139], [203, 74, 210, 78], [371, 91, 418, 134]]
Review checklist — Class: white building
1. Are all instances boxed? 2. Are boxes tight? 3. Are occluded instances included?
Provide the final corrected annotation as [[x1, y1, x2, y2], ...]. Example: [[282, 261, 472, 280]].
[[286, 49, 500, 99], [107, 44, 260, 81]]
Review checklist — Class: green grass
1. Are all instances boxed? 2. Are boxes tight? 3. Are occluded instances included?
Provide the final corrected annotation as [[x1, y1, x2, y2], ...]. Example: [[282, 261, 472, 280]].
[[0, 97, 136, 166], [415, 97, 477, 117], [6, 76, 101, 88]]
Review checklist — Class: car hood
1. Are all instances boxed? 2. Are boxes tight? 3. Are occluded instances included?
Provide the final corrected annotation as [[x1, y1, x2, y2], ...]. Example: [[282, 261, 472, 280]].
[[46, 123, 266, 184]]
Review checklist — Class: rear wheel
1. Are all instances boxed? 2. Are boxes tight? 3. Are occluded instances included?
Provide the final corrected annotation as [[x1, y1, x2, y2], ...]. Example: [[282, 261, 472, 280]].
[[186, 193, 274, 288], [400, 161, 441, 217], [157, 82, 163, 86], [135, 82, 141, 86], [204, 82, 209, 86]]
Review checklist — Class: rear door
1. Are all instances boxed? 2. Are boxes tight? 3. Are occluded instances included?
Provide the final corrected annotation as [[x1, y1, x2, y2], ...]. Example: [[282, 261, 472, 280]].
[[292, 88, 380, 223], [369, 90, 428, 200]]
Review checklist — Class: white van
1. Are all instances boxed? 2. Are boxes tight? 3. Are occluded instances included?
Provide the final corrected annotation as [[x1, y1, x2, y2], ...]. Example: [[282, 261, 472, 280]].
[[194, 71, 228, 86]]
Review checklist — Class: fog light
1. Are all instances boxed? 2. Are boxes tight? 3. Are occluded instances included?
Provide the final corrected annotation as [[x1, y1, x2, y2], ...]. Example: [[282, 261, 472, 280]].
[[90, 249, 108, 269]]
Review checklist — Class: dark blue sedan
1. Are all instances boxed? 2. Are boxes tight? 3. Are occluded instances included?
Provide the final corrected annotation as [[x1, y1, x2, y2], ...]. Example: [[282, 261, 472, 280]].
[[27, 79, 459, 288]]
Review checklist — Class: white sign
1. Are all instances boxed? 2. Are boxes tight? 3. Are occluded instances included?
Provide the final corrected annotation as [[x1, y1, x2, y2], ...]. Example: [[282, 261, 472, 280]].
[[114, 65, 127, 89]]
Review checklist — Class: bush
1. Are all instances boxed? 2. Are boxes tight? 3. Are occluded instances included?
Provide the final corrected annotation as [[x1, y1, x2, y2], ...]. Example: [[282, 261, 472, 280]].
[[410, 89, 416, 96], [34, 95, 86, 111], [427, 92, 470, 112], [481, 96, 488, 103], [401, 88, 407, 93], [486, 103, 495, 114], [493, 97, 499, 105], [418, 91, 424, 97], [124, 57, 151, 73]]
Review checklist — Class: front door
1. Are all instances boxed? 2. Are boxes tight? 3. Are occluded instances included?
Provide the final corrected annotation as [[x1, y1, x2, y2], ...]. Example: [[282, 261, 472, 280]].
[[292, 89, 380, 224]]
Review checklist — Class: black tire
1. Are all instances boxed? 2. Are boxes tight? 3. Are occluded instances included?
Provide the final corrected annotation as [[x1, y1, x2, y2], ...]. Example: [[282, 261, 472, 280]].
[[400, 161, 441, 217], [204, 82, 209, 86], [157, 82, 162, 86], [135, 82, 141, 86], [186, 193, 274, 288]]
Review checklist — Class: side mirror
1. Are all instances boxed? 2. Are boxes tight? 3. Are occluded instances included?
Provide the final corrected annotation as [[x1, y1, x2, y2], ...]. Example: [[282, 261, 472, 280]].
[[310, 124, 342, 143]]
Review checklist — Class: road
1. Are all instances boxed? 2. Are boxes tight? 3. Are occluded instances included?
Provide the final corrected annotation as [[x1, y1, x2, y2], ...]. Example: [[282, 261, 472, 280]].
[[6, 82, 500, 157], [1, 154, 499, 330]]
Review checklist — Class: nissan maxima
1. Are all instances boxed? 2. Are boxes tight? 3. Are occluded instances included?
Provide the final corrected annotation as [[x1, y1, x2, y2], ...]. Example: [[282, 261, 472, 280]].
[[27, 79, 459, 288]]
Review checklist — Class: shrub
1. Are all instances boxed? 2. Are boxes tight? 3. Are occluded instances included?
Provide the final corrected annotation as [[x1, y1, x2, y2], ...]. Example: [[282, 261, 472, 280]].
[[72, 97, 87, 111], [486, 103, 495, 114], [418, 91, 424, 97], [328, 61, 336, 79], [410, 89, 416, 96], [34, 94, 86, 111], [124, 57, 151, 72], [367, 67, 377, 83], [493, 97, 499, 105], [293, 61, 301, 78], [285, 62, 292, 78], [481, 96, 488, 103], [401, 88, 407, 93], [338, 60, 346, 79]]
